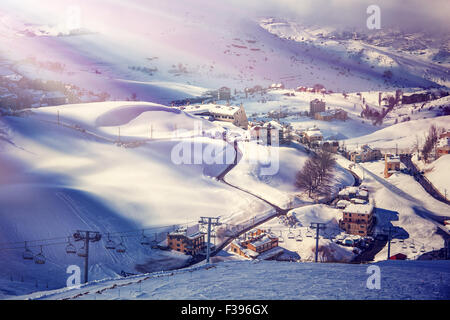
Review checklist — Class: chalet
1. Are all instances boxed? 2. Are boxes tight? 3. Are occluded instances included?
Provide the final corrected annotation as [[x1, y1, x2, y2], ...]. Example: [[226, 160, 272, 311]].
[[389, 253, 407, 260], [182, 103, 248, 129], [309, 99, 326, 116], [384, 154, 401, 178], [338, 186, 369, 202], [401, 93, 430, 105], [230, 229, 281, 260], [347, 145, 382, 163], [303, 126, 323, 147], [436, 132, 450, 158], [269, 83, 284, 90], [339, 203, 374, 236], [314, 108, 348, 122], [321, 141, 339, 153], [167, 228, 206, 256]]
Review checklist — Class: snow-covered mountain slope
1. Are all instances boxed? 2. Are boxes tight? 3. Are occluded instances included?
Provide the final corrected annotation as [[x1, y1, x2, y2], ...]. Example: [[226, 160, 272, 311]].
[[1, 0, 448, 106], [344, 116, 450, 150], [260, 19, 450, 88], [0, 102, 275, 294], [422, 154, 450, 197], [226, 143, 354, 208], [11, 260, 450, 300]]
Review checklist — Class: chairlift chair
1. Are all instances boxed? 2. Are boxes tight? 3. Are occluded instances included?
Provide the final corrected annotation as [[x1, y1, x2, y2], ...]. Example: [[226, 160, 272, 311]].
[[306, 229, 313, 238], [34, 246, 46, 265], [65, 237, 77, 254], [287, 228, 295, 239], [22, 241, 34, 260], [77, 244, 87, 257], [151, 233, 159, 248], [295, 235, 303, 242], [402, 242, 408, 249], [420, 245, 425, 253], [105, 234, 116, 250], [116, 237, 126, 253], [278, 236, 284, 243], [140, 231, 150, 246]]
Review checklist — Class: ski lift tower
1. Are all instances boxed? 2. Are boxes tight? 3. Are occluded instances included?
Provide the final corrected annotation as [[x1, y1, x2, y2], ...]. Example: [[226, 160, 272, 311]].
[[310, 222, 326, 262], [198, 217, 221, 264], [73, 230, 102, 283]]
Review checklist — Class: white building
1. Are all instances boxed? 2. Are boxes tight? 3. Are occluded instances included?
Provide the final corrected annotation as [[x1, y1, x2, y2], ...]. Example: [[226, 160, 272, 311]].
[[181, 103, 248, 129]]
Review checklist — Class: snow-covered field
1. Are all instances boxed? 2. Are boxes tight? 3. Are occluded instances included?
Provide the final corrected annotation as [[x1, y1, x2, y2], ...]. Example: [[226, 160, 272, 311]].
[[9, 260, 450, 300]]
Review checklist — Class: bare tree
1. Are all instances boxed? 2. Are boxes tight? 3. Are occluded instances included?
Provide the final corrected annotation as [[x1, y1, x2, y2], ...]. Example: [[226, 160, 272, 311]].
[[295, 150, 336, 198]]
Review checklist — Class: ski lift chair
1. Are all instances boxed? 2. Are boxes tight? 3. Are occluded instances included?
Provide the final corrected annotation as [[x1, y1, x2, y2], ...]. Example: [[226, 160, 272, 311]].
[[116, 237, 126, 253], [296, 235, 303, 242], [287, 229, 295, 239], [34, 246, 46, 265], [105, 233, 116, 250], [22, 242, 34, 260], [306, 229, 313, 238], [420, 245, 425, 253], [140, 231, 150, 246], [65, 237, 77, 254]]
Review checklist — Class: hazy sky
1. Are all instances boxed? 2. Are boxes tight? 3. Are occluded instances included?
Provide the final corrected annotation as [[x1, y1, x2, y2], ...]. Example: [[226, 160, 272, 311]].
[[2, 0, 449, 33]]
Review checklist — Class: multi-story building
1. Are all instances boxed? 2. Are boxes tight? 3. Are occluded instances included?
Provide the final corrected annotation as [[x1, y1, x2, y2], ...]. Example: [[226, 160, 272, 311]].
[[182, 103, 248, 129], [167, 228, 206, 256], [230, 229, 280, 259], [347, 145, 382, 163], [309, 99, 326, 116], [339, 203, 374, 236], [384, 154, 401, 178]]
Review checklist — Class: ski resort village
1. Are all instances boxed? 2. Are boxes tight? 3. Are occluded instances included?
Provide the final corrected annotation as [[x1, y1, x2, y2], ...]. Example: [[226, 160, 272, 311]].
[[0, 0, 449, 301]]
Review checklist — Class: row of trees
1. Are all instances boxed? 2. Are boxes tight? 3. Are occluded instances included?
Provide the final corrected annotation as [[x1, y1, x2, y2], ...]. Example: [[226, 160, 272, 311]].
[[295, 150, 336, 198], [421, 124, 440, 162]]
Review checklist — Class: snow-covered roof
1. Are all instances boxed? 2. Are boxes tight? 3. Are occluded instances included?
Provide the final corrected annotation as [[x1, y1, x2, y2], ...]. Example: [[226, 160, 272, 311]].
[[183, 104, 241, 116], [336, 200, 350, 208], [251, 235, 273, 248], [262, 120, 283, 131], [343, 203, 374, 215]]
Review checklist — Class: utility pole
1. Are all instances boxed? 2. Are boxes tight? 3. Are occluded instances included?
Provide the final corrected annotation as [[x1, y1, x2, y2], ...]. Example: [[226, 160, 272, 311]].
[[310, 222, 326, 262], [73, 230, 101, 283], [383, 227, 395, 260], [198, 217, 221, 264]]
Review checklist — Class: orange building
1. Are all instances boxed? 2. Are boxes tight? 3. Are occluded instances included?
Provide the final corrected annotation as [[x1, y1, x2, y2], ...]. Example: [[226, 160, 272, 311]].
[[230, 229, 279, 259], [384, 154, 401, 178], [167, 229, 205, 256], [339, 203, 374, 236]]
